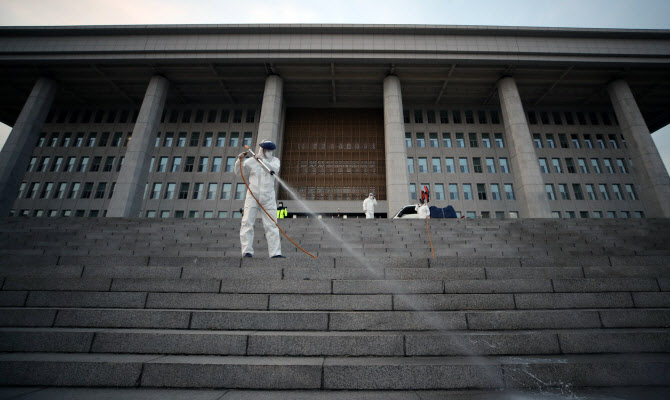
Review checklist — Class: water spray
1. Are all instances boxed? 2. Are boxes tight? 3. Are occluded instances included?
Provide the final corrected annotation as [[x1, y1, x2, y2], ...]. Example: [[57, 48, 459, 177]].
[[238, 146, 316, 259]]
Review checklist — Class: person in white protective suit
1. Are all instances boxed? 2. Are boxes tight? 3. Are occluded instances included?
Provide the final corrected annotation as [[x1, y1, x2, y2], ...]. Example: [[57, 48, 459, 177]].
[[416, 198, 430, 219], [235, 140, 284, 258], [363, 193, 377, 219]]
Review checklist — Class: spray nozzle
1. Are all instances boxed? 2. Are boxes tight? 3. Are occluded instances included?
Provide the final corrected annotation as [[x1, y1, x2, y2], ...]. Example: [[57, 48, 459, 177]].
[[244, 144, 275, 175]]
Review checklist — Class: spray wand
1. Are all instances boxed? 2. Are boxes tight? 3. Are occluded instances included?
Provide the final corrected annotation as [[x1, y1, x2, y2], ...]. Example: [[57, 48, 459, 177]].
[[238, 146, 316, 259]]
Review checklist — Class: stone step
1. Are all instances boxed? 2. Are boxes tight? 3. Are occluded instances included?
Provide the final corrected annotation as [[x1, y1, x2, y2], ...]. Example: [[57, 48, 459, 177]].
[[1, 328, 668, 356], [0, 353, 668, 389]]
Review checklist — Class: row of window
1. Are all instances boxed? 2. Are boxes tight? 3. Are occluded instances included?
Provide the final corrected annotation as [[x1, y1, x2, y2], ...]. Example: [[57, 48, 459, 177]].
[[18, 181, 248, 202], [46, 108, 256, 125], [15, 209, 244, 219], [36, 131, 253, 149], [538, 157, 630, 175], [405, 132, 505, 149], [545, 183, 638, 201], [409, 183, 516, 201], [528, 110, 616, 127], [533, 133, 625, 150], [404, 109, 501, 125], [404, 109, 616, 127], [408, 157, 510, 174]]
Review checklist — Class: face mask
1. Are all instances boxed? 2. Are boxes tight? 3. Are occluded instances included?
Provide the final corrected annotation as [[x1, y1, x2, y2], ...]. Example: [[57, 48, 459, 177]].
[[263, 150, 273, 159]]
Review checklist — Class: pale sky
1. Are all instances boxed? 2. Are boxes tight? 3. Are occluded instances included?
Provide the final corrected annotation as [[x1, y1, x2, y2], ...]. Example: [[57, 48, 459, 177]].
[[0, 0, 669, 172]]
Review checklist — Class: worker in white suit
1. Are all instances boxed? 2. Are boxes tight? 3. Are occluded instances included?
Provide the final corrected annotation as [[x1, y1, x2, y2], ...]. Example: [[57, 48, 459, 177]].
[[363, 193, 377, 219], [235, 140, 284, 258], [416, 198, 430, 219]]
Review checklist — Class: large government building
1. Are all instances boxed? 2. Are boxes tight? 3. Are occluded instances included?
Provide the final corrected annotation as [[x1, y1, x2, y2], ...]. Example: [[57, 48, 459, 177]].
[[0, 24, 669, 219]]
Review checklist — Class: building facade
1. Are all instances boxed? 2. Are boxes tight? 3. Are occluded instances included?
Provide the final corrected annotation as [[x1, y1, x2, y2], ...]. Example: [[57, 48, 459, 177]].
[[0, 24, 669, 218]]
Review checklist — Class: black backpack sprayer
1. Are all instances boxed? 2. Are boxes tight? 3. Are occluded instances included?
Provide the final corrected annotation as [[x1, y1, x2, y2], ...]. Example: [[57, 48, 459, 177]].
[[238, 145, 316, 258]]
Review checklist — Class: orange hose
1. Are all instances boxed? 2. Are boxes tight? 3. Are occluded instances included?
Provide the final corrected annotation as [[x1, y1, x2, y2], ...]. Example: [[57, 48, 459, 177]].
[[238, 155, 317, 259], [426, 217, 435, 259]]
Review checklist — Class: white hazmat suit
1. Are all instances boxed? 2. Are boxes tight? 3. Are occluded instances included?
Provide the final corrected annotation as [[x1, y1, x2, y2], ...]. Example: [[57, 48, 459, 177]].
[[363, 196, 377, 219], [416, 203, 430, 219], [235, 151, 282, 257]]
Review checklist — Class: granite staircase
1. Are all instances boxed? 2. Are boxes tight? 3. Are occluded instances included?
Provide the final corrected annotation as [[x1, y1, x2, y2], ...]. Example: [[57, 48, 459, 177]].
[[0, 217, 669, 398]]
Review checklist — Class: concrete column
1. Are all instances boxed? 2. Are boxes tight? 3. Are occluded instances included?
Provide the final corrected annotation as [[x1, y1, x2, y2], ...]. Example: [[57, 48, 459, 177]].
[[608, 79, 670, 217], [0, 77, 57, 216], [383, 75, 411, 218], [497, 77, 552, 218], [107, 75, 169, 217], [256, 75, 283, 147]]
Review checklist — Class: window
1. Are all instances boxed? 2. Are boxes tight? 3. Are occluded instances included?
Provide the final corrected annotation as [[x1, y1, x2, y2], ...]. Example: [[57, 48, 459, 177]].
[[184, 157, 195, 172], [449, 184, 458, 200], [459, 158, 469, 173], [198, 157, 209, 172], [477, 184, 487, 200], [612, 184, 623, 200], [427, 110, 436, 124], [565, 158, 576, 174], [194, 109, 204, 123], [494, 133, 504, 148], [179, 183, 190, 199], [108, 182, 115, 199], [189, 132, 200, 147], [407, 158, 414, 173], [620, 211, 630, 218], [463, 184, 472, 200], [552, 112, 563, 125], [188, 211, 199, 218], [499, 158, 509, 173], [50, 157, 63, 172], [221, 183, 232, 200], [580, 211, 589, 218], [606, 211, 616, 219], [504, 184, 515, 200], [558, 134, 569, 149], [552, 158, 562, 174], [429, 133, 438, 147], [540, 112, 550, 125], [469, 133, 478, 148], [38, 157, 50, 172], [177, 132, 187, 147], [465, 110, 475, 124], [216, 132, 226, 147], [452, 110, 462, 124], [405, 133, 412, 148], [435, 184, 445, 200], [625, 184, 638, 200], [539, 159, 549, 174], [596, 134, 606, 149], [157, 157, 168, 173], [410, 183, 417, 200], [546, 134, 556, 148], [466, 211, 476, 219], [403, 110, 410, 124], [212, 157, 222, 173], [54, 182, 67, 199], [203, 132, 213, 147], [442, 133, 452, 147], [27, 182, 40, 199], [65, 157, 76, 172], [416, 133, 425, 148], [208, 109, 217, 123], [578, 158, 588, 173], [439, 110, 449, 123], [414, 110, 423, 123], [486, 158, 496, 173], [478, 110, 487, 124], [456, 133, 465, 148], [243, 132, 253, 147], [591, 159, 602, 174], [589, 112, 599, 125], [473, 158, 483, 173], [418, 158, 428, 173], [558, 184, 570, 200], [149, 182, 162, 199], [552, 211, 562, 218], [182, 110, 192, 123], [583, 135, 593, 149], [528, 111, 538, 124], [207, 183, 217, 200], [103, 157, 115, 172], [445, 158, 455, 173], [616, 159, 628, 174], [571, 134, 581, 148], [148, 157, 154, 173], [586, 184, 597, 200], [171, 157, 182, 173], [533, 134, 543, 148], [545, 184, 556, 200], [81, 182, 94, 199], [37, 133, 47, 147], [491, 184, 501, 200], [229, 132, 239, 147], [48, 133, 58, 147], [235, 183, 246, 200], [67, 182, 80, 199], [192, 183, 203, 200], [77, 157, 89, 172], [174, 210, 185, 218], [621, 135, 627, 148], [74, 133, 84, 147], [90, 157, 102, 172], [95, 182, 107, 199], [60, 133, 71, 147], [99, 132, 109, 147], [220, 109, 229, 123], [431, 158, 442, 173], [87, 133, 97, 147], [218, 211, 228, 219], [225, 157, 235, 173], [165, 183, 176, 200], [603, 159, 614, 174], [40, 182, 53, 199], [490, 110, 500, 124], [572, 184, 584, 200], [159, 211, 170, 218], [27, 157, 37, 172], [202, 211, 214, 219], [481, 133, 491, 148]]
